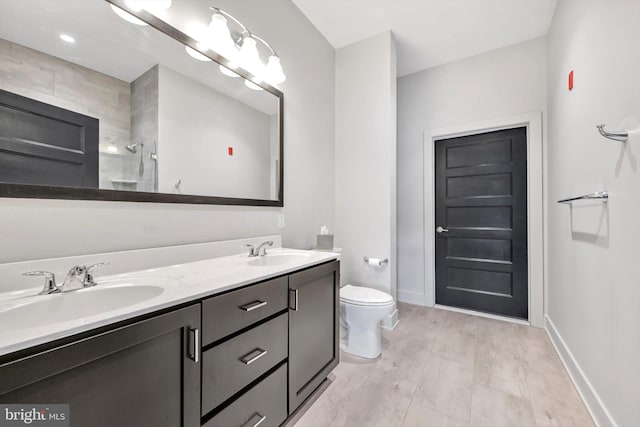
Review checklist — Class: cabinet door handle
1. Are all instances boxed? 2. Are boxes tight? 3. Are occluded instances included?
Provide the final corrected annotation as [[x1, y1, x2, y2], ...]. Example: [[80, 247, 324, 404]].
[[239, 300, 268, 312], [242, 413, 267, 427], [289, 288, 299, 311], [188, 327, 199, 363], [239, 348, 268, 365]]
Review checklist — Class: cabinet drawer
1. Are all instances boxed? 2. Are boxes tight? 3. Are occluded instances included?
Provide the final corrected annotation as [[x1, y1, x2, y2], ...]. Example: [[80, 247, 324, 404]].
[[202, 313, 288, 415], [202, 276, 288, 345], [203, 363, 287, 427]]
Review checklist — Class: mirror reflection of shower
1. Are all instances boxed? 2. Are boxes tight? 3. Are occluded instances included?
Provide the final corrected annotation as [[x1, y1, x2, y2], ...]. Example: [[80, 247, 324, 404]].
[[125, 141, 158, 192], [126, 142, 144, 177]]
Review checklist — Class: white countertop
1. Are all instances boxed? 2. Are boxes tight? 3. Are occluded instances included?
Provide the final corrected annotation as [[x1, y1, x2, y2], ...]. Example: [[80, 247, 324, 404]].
[[0, 248, 339, 357]]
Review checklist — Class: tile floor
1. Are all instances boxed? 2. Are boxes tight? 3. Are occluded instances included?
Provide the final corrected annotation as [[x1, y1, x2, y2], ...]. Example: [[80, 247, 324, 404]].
[[292, 303, 594, 427]]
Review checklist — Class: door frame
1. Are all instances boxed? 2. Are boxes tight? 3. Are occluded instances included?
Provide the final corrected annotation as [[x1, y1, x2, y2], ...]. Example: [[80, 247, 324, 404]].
[[423, 112, 544, 327]]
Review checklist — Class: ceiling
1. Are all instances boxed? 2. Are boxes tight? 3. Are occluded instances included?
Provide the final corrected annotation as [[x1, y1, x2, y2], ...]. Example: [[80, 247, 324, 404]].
[[292, 0, 558, 77], [0, 0, 278, 114]]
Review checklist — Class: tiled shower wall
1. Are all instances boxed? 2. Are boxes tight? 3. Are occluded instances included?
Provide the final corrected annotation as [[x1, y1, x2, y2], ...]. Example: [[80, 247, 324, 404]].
[[131, 65, 159, 193]]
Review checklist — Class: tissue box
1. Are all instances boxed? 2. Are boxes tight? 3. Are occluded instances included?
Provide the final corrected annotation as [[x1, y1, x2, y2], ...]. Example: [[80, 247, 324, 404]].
[[317, 234, 334, 251]]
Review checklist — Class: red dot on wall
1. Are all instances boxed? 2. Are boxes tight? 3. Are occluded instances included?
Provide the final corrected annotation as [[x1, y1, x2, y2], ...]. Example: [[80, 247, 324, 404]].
[[228, 146, 233, 156], [568, 70, 574, 91]]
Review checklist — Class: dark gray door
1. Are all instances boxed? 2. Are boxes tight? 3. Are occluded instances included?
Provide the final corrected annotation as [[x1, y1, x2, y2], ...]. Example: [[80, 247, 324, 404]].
[[0, 89, 99, 188], [0, 304, 201, 427], [435, 127, 528, 319], [288, 261, 340, 413]]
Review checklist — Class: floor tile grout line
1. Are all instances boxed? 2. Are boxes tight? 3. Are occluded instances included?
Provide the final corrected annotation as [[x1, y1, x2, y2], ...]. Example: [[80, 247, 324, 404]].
[[398, 350, 432, 427]]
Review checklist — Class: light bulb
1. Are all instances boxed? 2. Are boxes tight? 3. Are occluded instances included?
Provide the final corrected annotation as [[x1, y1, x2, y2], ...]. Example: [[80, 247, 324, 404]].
[[207, 13, 236, 59], [185, 45, 211, 62], [219, 65, 240, 78], [244, 80, 263, 91], [265, 55, 286, 85], [238, 36, 264, 80]]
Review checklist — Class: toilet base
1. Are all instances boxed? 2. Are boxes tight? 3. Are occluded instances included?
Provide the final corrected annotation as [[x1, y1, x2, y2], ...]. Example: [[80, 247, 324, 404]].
[[343, 324, 383, 359]]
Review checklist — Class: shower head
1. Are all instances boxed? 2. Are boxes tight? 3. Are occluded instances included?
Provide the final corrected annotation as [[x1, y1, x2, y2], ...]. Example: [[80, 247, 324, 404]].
[[125, 142, 143, 153]]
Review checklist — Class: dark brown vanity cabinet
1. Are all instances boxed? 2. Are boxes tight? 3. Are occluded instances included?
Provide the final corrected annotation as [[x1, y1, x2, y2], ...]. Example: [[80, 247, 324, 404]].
[[0, 259, 340, 427], [288, 261, 340, 413], [0, 304, 201, 427], [201, 276, 290, 426], [201, 260, 340, 425]]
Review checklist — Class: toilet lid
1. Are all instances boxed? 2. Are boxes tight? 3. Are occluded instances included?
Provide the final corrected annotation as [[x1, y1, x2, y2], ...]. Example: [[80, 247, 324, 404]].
[[340, 284, 393, 306]]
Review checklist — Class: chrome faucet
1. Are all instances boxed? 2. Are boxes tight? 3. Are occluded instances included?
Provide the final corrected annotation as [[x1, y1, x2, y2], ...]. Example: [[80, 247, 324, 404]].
[[23, 262, 109, 295], [244, 240, 274, 257]]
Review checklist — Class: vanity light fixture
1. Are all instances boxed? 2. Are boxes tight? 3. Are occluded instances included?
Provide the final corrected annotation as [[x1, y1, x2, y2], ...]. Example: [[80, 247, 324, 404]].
[[219, 65, 240, 78], [187, 7, 286, 86], [110, 0, 172, 26]]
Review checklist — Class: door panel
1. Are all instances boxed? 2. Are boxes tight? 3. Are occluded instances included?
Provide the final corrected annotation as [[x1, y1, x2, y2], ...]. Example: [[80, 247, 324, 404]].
[[288, 261, 339, 413], [0, 89, 99, 188], [446, 237, 512, 262], [435, 127, 528, 319], [447, 173, 512, 198], [0, 305, 201, 427], [446, 138, 511, 168]]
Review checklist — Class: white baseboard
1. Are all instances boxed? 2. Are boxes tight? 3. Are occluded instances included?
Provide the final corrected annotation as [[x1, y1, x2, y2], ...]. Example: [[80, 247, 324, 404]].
[[545, 315, 618, 427], [396, 289, 428, 306]]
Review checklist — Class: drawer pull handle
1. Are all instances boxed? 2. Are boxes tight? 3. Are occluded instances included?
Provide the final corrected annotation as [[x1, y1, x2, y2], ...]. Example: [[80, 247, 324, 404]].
[[242, 413, 267, 427], [239, 348, 268, 365], [239, 300, 268, 312]]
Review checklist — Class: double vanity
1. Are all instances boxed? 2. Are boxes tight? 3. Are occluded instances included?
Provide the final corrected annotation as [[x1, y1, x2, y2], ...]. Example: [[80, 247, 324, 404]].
[[0, 242, 340, 427]]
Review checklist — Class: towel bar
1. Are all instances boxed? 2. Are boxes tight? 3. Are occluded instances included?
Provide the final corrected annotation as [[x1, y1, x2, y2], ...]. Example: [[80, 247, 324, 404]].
[[557, 191, 608, 204]]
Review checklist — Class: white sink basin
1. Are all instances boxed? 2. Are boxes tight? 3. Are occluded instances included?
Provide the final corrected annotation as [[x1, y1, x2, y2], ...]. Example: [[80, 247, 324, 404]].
[[0, 278, 172, 330], [248, 253, 312, 267]]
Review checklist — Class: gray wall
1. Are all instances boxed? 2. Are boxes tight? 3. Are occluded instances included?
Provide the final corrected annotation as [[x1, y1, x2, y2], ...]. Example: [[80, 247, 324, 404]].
[[397, 37, 547, 305], [157, 65, 273, 199], [0, 0, 335, 262], [335, 32, 397, 297], [547, 1, 640, 426]]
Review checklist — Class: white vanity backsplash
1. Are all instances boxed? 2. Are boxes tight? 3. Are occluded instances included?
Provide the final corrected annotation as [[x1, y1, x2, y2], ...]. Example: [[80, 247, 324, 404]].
[[0, 235, 282, 294]]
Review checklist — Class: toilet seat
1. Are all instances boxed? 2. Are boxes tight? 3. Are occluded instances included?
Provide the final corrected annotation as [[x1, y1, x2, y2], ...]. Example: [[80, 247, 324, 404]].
[[340, 284, 394, 307]]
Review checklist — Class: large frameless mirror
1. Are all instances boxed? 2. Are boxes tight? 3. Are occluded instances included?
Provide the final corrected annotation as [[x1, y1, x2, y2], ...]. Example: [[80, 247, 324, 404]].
[[0, 0, 284, 206]]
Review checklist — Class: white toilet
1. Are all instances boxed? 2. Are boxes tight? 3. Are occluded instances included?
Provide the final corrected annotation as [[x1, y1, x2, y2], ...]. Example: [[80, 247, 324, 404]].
[[340, 284, 394, 359]]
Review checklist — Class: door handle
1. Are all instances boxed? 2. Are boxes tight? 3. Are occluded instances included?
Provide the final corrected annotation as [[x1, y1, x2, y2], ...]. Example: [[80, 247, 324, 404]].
[[436, 226, 449, 234], [188, 327, 199, 363], [289, 288, 299, 311]]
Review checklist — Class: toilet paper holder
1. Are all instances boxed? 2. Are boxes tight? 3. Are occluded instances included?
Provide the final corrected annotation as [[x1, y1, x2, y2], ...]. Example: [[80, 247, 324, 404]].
[[363, 256, 389, 267]]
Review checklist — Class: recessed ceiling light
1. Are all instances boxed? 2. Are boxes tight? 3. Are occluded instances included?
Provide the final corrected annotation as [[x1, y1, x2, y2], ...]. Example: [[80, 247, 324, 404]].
[[59, 34, 75, 44]]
